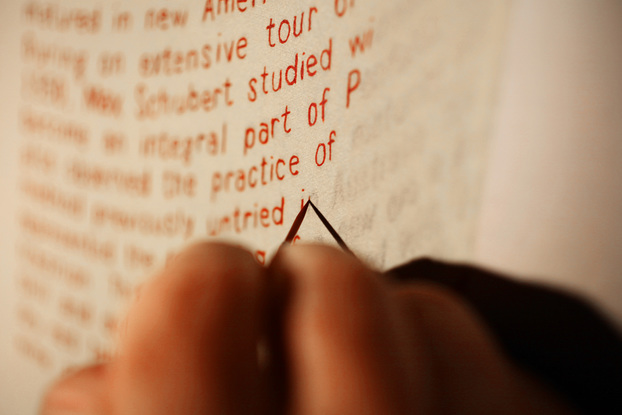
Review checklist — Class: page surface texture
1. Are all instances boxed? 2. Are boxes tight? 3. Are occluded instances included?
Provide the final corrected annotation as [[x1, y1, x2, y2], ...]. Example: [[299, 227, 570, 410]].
[[0, 1, 509, 412]]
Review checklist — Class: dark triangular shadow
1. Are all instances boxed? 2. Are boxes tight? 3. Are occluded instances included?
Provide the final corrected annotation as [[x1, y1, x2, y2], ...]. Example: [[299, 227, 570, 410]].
[[281, 200, 354, 256]]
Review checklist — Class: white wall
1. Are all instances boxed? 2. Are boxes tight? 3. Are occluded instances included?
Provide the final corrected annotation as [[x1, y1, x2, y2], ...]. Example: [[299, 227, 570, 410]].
[[477, 0, 622, 326]]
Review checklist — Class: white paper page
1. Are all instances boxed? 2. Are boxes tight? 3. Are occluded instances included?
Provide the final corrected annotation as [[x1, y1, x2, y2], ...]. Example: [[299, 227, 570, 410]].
[[0, 1, 510, 413]]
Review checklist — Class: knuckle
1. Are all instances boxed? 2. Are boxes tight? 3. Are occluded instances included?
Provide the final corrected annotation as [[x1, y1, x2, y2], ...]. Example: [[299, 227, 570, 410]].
[[405, 283, 468, 315]]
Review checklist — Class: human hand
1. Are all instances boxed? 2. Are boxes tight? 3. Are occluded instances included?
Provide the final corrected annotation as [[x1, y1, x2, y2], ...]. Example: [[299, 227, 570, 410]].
[[40, 242, 573, 414]]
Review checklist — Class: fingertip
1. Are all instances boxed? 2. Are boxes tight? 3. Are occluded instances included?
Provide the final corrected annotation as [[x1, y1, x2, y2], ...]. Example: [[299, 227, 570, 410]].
[[40, 364, 110, 415], [136, 241, 264, 331], [274, 243, 374, 293], [167, 241, 262, 284], [275, 244, 386, 344], [276, 244, 426, 413], [112, 241, 270, 415]]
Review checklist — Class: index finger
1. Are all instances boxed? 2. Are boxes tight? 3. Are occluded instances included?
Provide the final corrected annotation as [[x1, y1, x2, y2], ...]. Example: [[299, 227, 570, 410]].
[[110, 242, 271, 415]]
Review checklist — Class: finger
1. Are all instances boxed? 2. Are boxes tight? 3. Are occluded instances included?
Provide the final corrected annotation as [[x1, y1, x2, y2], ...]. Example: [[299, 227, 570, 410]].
[[110, 242, 270, 415], [40, 364, 111, 415], [273, 245, 434, 415], [394, 283, 573, 414], [389, 258, 617, 413]]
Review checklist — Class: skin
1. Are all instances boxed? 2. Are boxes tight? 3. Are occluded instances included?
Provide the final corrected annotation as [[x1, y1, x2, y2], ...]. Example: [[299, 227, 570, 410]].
[[40, 242, 574, 415]]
